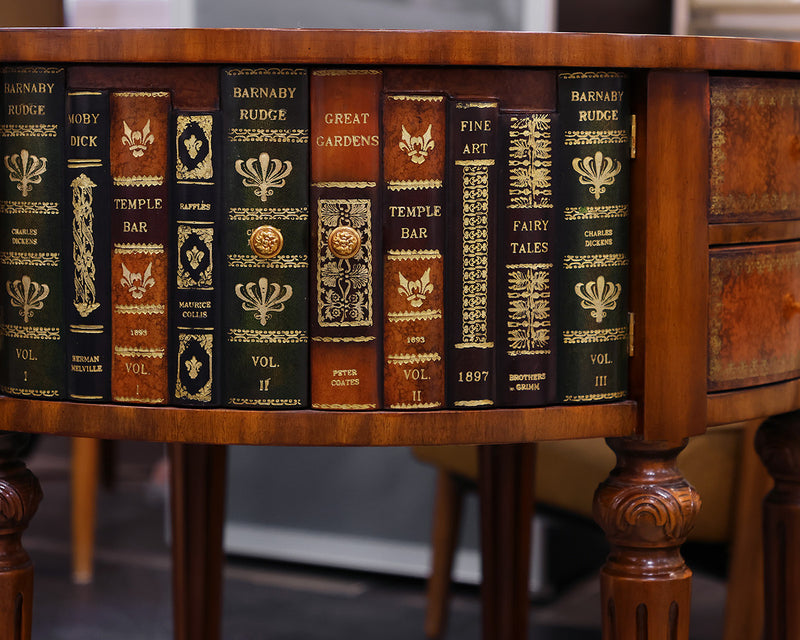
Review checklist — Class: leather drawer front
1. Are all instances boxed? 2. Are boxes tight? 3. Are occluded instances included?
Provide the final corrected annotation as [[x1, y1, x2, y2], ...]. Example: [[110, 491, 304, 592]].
[[710, 76, 800, 224], [709, 242, 800, 391]]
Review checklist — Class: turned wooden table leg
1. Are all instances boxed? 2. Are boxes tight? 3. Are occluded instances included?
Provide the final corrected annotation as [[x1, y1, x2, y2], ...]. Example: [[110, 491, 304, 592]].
[[755, 411, 800, 640], [169, 443, 227, 640], [593, 437, 700, 640], [0, 432, 43, 640], [478, 443, 536, 640]]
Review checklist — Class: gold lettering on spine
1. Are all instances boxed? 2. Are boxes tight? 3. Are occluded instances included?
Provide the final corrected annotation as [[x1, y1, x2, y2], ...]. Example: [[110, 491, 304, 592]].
[[71, 173, 99, 317], [456, 161, 493, 349]]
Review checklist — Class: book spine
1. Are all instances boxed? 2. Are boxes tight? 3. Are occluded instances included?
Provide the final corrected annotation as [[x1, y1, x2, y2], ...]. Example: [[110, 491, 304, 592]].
[[221, 67, 309, 408], [382, 93, 446, 410], [556, 71, 631, 403], [0, 65, 66, 399], [309, 69, 382, 410], [170, 110, 221, 406], [445, 98, 498, 408], [65, 89, 111, 402], [496, 110, 558, 407], [109, 90, 171, 405]]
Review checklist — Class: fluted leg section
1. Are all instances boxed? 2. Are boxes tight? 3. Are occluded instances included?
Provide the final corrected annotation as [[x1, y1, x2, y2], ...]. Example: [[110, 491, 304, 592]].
[[593, 437, 700, 640], [478, 444, 535, 640], [0, 432, 43, 640], [756, 411, 800, 640]]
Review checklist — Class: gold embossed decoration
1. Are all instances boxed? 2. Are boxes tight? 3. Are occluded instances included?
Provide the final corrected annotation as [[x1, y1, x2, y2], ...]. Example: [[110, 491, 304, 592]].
[[121, 119, 154, 158], [507, 266, 551, 355], [176, 114, 213, 181], [234, 276, 293, 326], [574, 275, 621, 323], [6, 274, 49, 323], [328, 225, 361, 259], [71, 173, 99, 317], [456, 162, 493, 348], [120, 262, 155, 299], [249, 225, 284, 259], [399, 124, 435, 164], [4, 149, 47, 197], [235, 151, 292, 202], [317, 198, 373, 327], [508, 113, 552, 209], [572, 150, 622, 200]]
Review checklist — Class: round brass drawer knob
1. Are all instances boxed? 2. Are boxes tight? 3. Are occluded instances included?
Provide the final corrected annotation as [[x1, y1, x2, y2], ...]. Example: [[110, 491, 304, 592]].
[[328, 226, 361, 259], [249, 225, 283, 259]]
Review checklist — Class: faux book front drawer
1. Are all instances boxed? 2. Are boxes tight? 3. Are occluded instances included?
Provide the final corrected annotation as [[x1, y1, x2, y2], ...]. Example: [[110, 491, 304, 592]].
[[710, 76, 800, 224], [709, 241, 800, 391]]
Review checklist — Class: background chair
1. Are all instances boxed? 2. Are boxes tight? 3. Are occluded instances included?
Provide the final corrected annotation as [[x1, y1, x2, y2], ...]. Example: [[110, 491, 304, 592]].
[[412, 420, 771, 640]]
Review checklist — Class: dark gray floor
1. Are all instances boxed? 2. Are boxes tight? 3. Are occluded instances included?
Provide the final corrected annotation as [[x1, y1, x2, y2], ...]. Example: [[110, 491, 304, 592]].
[[21, 435, 726, 640]]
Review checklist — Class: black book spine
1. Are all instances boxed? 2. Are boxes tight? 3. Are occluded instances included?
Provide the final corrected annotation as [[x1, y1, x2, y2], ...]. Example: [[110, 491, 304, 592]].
[[445, 98, 499, 408], [496, 110, 558, 407], [65, 89, 111, 401], [170, 110, 222, 406]]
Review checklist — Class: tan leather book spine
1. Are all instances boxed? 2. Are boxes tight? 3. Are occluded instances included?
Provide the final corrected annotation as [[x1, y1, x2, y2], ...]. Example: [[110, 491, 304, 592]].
[[110, 90, 171, 404], [382, 92, 446, 410], [310, 69, 382, 410]]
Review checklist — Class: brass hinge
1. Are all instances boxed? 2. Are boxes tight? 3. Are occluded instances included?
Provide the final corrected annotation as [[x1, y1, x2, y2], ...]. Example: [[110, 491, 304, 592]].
[[630, 114, 637, 159], [627, 312, 635, 357]]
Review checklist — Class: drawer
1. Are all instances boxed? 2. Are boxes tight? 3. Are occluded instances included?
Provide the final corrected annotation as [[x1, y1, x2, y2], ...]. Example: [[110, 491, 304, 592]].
[[709, 241, 800, 391], [710, 76, 800, 224]]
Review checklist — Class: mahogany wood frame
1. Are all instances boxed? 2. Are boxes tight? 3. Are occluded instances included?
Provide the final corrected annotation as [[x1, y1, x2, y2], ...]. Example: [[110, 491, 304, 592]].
[[0, 28, 798, 640]]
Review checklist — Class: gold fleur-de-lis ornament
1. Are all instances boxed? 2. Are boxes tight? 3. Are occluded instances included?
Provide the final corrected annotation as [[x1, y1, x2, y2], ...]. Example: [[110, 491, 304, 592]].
[[6, 275, 50, 323], [574, 275, 621, 323], [399, 124, 435, 164], [5, 149, 48, 197], [572, 151, 622, 200], [122, 120, 154, 158], [235, 152, 293, 202]]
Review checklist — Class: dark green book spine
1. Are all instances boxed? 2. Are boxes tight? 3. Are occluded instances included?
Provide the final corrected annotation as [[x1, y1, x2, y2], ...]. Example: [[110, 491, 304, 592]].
[[496, 110, 558, 407], [0, 65, 66, 399], [557, 71, 631, 403], [221, 67, 309, 408], [171, 110, 221, 406], [65, 89, 111, 402]]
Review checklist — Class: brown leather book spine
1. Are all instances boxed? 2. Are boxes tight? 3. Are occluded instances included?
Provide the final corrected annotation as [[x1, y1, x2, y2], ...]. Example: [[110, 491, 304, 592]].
[[382, 93, 446, 410], [310, 69, 382, 410], [110, 90, 171, 404]]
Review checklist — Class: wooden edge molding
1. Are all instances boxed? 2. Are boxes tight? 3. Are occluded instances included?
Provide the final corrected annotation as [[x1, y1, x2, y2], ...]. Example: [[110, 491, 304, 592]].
[[0, 396, 637, 446], [709, 220, 800, 246], [2, 29, 800, 72], [708, 378, 800, 426]]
